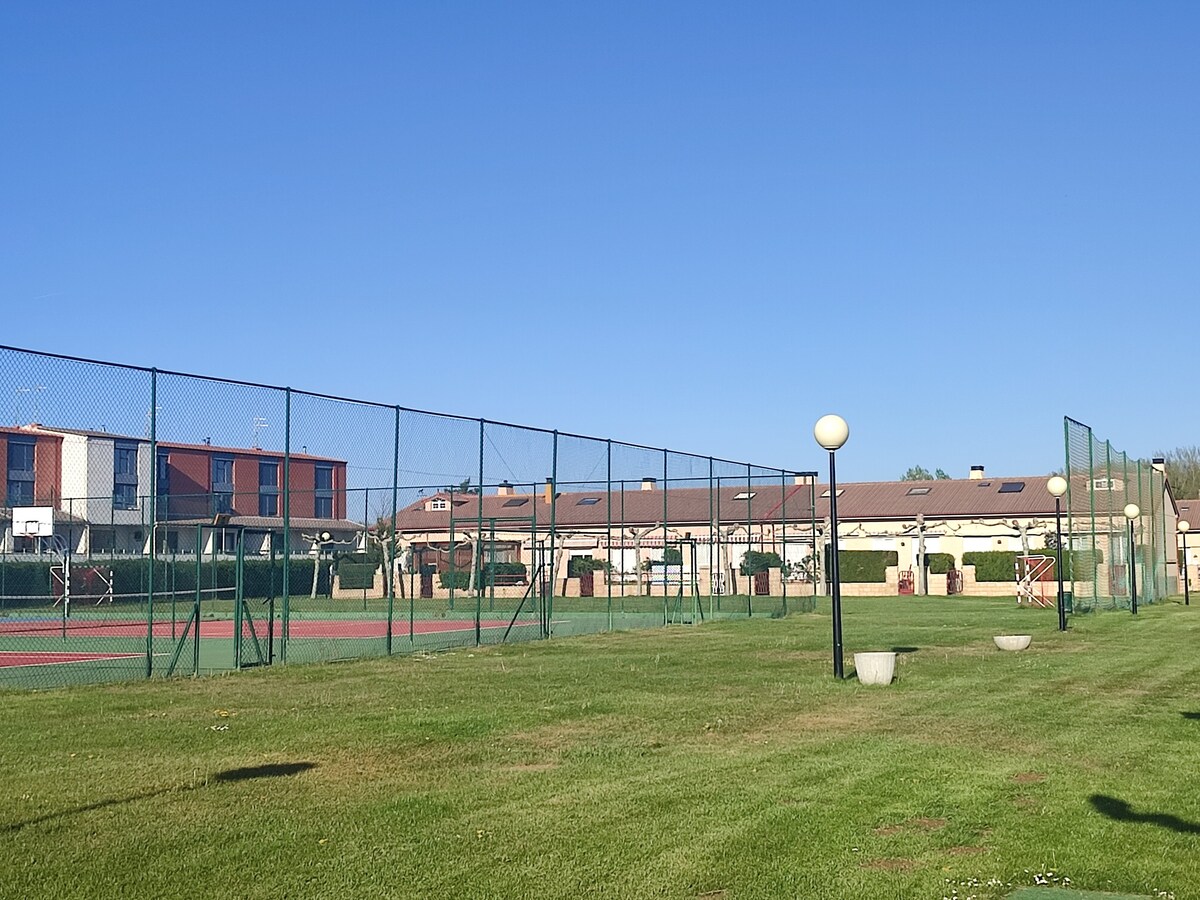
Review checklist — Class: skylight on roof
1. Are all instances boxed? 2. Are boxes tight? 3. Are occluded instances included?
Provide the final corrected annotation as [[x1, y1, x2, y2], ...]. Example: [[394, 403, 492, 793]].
[[502, 498, 529, 507], [976, 481, 992, 487], [820, 489, 845, 498], [577, 497, 600, 506], [998, 482, 1025, 493], [733, 491, 756, 501], [906, 487, 931, 495]]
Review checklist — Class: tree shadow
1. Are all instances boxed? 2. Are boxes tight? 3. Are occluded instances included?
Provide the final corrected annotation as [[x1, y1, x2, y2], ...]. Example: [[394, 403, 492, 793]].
[[1089, 794, 1200, 834], [214, 762, 316, 782], [4, 761, 317, 833], [1181, 712, 1200, 720]]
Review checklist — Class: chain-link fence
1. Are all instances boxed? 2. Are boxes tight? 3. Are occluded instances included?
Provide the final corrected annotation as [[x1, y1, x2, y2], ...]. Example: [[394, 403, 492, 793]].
[[1063, 416, 1174, 612], [0, 345, 820, 689]]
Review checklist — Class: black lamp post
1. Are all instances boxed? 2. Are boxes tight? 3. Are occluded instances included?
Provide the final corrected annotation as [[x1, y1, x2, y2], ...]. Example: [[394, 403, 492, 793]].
[[1179, 520, 1191, 606], [814, 414, 849, 679], [1124, 504, 1140, 615], [1047, 476, 1068, 631]]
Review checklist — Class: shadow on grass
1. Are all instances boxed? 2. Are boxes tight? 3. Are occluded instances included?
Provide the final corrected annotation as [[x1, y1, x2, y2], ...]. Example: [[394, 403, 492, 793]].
[[214, 762, 316, 782], [1089, 794, 1200, 834], [1181, 712, 1200, 720], [891, 646, 919, 654], [3, 761, 317, 833]]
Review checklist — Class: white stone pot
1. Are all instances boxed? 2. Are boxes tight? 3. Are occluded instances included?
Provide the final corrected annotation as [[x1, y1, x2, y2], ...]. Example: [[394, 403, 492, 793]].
[[853, 651, 897, 685], [993, 634, 1032, 651]]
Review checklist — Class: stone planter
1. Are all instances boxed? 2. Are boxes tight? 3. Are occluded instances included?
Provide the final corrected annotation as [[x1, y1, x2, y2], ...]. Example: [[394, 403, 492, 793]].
[[993, 634, 1032, 651], [853, 651, 897, 685]]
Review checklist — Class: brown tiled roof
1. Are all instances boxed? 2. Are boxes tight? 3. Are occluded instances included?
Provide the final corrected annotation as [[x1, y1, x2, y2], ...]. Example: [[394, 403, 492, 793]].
[[392, 476, 1076, 533]]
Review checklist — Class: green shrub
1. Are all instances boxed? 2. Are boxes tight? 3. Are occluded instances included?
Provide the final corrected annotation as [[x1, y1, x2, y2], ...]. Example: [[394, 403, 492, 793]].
[[439, 571, 470, 590], [925, 552, 955, 574], [962, 551, 1019, 582], [566, 557, 604, 578], [482, 561, 527, 583], [740, 550, 783, 576], [336, 562, 377, 590], [827, 550, 897, 583]]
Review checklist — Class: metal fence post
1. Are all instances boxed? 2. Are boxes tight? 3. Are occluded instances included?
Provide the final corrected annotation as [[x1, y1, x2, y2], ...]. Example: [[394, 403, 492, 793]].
[[281, 387, 291, 662], [146, 368, 158, 678]]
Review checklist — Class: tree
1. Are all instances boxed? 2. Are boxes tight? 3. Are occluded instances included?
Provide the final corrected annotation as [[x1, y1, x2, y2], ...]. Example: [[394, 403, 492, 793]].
[[447, 478, 481, 495], [900, 466, 951, 481], [1156, 446, 1200, 500]]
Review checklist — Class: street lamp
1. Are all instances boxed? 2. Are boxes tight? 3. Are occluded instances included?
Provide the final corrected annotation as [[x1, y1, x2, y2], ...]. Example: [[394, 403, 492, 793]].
[[1124, 503, 1140, 615], [1179, 520, 1191, 607], [1047, 476, 1068, 631], [813, 414, 849, 679]]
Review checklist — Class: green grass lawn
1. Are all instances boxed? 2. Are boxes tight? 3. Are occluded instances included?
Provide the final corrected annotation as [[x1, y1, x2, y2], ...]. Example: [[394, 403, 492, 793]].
[[2, 596, 1198, 899]]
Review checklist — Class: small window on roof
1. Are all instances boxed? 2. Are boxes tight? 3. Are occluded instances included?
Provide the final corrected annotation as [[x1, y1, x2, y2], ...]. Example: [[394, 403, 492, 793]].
[[430, 499, 448, 510], [733, 491, 756, 501], [977, 481, 992, 487], [906, 487, 931, 495], [820, 489, 845, 498], [502, 498, 529, 507], [998, 482, 1025, 493], [576, 497, 600, 506]]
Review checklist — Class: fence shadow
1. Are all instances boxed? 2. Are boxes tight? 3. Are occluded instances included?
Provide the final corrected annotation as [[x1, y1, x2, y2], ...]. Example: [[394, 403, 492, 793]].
[[1089, 794, 1200, 834], [4, 761, 317, 833]]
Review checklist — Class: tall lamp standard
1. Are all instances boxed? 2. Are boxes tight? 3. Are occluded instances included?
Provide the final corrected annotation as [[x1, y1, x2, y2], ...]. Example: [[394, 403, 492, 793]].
[[1179, 520, 1191, 606], [1124, 504, 1140, 615], [813, 415, 849, 679], [1047, 476, 1068, 631]]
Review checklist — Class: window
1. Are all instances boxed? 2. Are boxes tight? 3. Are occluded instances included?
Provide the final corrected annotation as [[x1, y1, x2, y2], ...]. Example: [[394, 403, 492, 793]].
[[820, 489, 845, 498], [314, 464, 334, 519], [7, 437, 35, 507], [212, 455, 233, 514], [113, 483, 138, 510], [503, 497, 529, 508], [998, 482, 1025, 493], [976, 481, 992, 487], [430, 498, 448, 511], [259, 460, 279, 517], [113, 441, 139, 509], [156, 451, 170, 492], [576, 497, 600, 506], [906, 487, 931, 495], [733, 492, 756, 501]]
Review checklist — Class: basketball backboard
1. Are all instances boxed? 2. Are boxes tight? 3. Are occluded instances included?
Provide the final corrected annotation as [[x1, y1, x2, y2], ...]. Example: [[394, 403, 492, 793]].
[[12, 506, 54, 537]]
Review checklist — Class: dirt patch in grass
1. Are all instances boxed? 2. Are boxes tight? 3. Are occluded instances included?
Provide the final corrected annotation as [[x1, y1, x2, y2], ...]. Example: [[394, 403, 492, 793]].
[[862, 857, 916, 871], [874, 816, 946, 835], [1012, 771, 1046, 784], [945, 845, 987, 856], [508, 714, 630, 752]]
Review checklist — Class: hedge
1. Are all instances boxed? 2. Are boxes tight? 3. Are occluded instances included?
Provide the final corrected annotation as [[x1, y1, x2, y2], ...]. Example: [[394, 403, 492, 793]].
[[925, 552, 955, 575], [0, 557, 332, 605], [963, 549, 1106, 582], [826, 549, 897, 583], [336, 562, 378, 590], [740, 550, 782, 576], [439, 571, 470, 590]]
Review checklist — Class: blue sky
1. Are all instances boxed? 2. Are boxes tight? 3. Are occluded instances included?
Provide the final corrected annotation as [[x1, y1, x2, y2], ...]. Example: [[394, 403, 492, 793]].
[[2, 1, 1197, 482]]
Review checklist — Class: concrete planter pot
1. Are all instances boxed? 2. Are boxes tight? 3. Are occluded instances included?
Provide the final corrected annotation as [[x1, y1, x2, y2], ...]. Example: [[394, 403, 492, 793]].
[[853, 651, 897, 685], [993, 634, 1032, 651]]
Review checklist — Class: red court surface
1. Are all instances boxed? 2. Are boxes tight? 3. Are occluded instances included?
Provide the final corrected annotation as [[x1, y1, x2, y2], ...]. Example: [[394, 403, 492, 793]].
[[0, 617, 521, 640], [0, 651, 142, 668]]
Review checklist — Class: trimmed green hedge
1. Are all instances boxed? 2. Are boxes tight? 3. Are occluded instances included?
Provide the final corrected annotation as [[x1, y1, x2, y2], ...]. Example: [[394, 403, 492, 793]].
[[825, 550, 897, 583], [566, 557, 604, 578], [439, 571, 470, 590], [0, 558, 332, 605], [925, 552, 955, 574], [336, 562, 378, 590], [740, 550, 783, 576], [963, 548, 1106, 582], [483, 561, 527, 583]]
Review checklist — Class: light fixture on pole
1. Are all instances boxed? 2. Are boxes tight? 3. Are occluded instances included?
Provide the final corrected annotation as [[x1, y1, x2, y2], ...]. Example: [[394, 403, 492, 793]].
[[813, 414, 849, 679], [1179, 520, 1191, 607], [1047, 476, 1068, 631], [1124, 503, 1140, 615]]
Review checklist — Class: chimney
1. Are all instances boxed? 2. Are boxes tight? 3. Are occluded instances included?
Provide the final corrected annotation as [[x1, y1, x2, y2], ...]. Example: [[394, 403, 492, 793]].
[[793, 472, 816, 486], [497, 480, 514, 496], [1152, 457, 1166, 474], [969, 465, 985, 480], [544, 477, 554, 505], [641, 477, 657, 491]]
